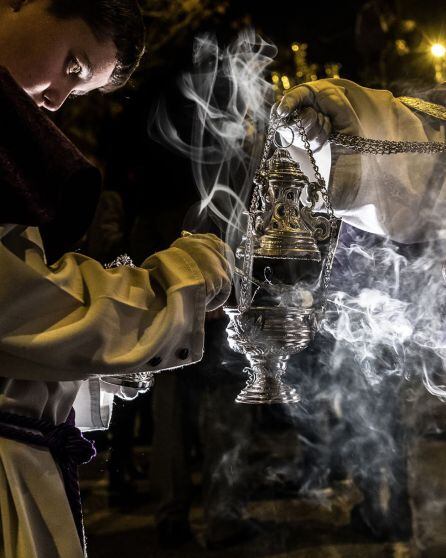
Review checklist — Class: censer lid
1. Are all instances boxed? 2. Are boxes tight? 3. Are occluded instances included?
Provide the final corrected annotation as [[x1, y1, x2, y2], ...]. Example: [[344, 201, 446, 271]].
[[254, 148, 321, 261], [268, 149, 307, 183]]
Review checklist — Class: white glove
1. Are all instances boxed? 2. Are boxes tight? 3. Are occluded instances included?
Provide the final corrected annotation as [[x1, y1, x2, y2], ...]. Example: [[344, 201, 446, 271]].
[[172, 232, 234, 311], [275, 79, 363, 150]]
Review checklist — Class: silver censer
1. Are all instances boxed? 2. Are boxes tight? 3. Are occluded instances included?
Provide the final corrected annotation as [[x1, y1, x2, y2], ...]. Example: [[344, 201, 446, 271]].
[[226, 112, 338, 405]]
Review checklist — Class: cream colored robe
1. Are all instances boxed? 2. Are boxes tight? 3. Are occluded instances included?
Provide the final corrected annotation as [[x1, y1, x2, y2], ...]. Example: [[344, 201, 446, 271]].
[[0, 223, 207, 557]]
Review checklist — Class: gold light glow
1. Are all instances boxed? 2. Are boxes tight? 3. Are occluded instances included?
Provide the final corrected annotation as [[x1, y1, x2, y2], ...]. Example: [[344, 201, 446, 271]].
[[395, 39, 409, 56], [281, 75, 291, 90], [431, 43, 446, 58]]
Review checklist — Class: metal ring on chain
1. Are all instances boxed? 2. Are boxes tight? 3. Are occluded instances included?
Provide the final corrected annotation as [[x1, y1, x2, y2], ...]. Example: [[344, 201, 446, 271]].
[[273, 125, 295, 149]]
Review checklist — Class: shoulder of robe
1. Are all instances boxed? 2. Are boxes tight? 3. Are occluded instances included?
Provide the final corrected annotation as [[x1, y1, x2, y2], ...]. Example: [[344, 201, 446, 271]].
[[0, 224, 18, 240], [0, 225, 46, 261], [1, 224, 42, 243]]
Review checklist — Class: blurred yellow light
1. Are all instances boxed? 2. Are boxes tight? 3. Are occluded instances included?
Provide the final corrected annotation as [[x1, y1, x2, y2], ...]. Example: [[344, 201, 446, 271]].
[[431, 43, 446, 58], [281, 75, 291, 90], [271, 73, 280, 84], [401, 19, 416, 32], [395, 39, 409, 55], [291, 43, 299, 52]]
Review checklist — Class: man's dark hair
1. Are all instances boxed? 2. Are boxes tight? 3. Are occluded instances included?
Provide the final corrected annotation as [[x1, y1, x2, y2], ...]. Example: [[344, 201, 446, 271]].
[[47, 0, 146, 91]]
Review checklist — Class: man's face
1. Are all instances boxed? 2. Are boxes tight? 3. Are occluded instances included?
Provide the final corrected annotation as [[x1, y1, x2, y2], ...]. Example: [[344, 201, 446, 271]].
[[0, 0, 118, 111]]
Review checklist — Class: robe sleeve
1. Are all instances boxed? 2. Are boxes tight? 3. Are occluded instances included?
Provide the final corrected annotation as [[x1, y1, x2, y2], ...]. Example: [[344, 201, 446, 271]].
[[0, 224, 207, 381], [287, 78, 446, 243]]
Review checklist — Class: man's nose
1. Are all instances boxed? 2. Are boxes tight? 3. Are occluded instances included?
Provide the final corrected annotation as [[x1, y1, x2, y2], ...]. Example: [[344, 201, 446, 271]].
[[42, 79, 74, 111]]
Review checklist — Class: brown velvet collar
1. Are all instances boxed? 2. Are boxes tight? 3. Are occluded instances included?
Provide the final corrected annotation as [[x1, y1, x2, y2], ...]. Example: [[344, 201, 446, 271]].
[[0, 66, 101, 261]]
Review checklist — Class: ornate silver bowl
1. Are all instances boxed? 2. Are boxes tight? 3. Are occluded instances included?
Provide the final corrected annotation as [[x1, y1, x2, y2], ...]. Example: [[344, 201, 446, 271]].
[[225, 306, 314, 404]]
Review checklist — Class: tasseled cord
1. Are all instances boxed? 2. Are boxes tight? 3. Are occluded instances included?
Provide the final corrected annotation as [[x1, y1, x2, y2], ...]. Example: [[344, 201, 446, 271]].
[[0, 409, 96, 555]]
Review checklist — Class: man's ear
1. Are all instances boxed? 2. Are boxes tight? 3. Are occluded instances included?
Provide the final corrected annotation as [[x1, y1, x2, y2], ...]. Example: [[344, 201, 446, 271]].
[[9, 0, 29, 12]]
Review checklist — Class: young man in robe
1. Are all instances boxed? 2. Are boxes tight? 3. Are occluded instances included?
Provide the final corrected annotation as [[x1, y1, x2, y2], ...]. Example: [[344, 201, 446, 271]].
[[0, 1, 233, 557]]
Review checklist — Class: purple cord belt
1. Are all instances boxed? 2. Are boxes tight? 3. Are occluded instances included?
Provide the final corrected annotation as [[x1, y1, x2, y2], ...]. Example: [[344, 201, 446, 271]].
[[0, 409, 96, 553]]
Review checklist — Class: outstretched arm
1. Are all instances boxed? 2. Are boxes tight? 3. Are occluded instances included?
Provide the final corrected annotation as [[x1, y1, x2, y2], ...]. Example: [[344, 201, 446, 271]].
[[276, 79, 446, 242], [0, 226, 233, 381]]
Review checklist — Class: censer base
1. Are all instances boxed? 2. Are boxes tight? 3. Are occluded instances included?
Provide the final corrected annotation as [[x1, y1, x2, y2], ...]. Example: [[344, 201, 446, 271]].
[[236, 367, 300, 404], [237, 354, 301, 405], [225, 306, 312, 405]]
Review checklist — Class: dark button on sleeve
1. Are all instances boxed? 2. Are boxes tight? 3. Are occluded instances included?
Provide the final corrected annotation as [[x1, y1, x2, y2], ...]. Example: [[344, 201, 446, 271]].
[[176, 348, 189, 360], [148, 356, 162, 367]]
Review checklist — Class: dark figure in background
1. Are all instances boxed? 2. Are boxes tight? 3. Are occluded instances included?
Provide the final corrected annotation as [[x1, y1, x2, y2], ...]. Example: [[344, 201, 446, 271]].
[[150, 310, 260, 550], [324, 224, 413, 541], [85, 189, 153, 505], [355, 0, 433, 91], [125, 178, 259, 547]]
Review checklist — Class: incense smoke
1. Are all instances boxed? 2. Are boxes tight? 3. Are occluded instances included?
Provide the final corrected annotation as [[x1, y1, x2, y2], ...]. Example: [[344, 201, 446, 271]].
[[323, 227, 446, 398], [150, 30, 276, 252]]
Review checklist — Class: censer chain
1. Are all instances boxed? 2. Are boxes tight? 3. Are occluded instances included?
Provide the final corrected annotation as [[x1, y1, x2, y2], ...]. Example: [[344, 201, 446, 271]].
[[288, 110, 339, 319], [239, 114, 282, 312], [328, 132, 446, 155]]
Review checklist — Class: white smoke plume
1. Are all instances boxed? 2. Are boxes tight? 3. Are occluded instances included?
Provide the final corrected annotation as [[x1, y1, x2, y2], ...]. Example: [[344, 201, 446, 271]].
[[149, 29, 276, 249], [322, 226, 446, 398]]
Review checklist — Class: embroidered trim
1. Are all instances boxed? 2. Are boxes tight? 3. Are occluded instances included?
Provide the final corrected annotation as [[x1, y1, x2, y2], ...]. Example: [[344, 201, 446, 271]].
[[398, 96, 446, 121], [104, 254, 135, 269]]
